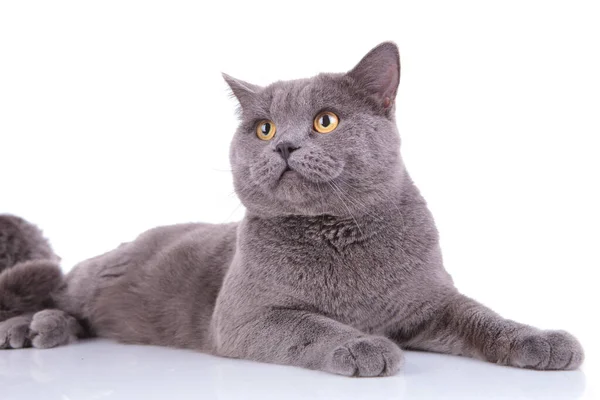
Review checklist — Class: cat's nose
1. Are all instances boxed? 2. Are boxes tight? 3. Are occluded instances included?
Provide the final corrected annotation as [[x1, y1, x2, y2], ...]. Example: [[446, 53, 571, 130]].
[[275, 142, 300, 160]]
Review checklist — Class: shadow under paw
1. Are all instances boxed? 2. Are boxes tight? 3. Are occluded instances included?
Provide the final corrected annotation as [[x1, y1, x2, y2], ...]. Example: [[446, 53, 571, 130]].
[[511, 330, 584, 370]]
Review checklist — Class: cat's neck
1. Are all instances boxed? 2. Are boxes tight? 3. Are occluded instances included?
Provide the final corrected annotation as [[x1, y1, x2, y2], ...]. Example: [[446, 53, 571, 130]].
[[244, 174, 423, 248]]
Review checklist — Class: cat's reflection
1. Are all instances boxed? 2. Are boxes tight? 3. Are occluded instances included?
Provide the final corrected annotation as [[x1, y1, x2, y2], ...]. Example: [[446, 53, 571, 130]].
[[0, 341, 587, 400]]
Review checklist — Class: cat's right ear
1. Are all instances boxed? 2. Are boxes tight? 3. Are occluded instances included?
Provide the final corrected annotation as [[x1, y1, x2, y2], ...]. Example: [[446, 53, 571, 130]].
[[222, 73, 262, 111]]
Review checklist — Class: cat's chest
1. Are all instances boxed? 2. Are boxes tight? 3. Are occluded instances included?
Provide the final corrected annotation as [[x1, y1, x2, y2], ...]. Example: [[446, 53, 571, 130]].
[[241, 216, 439, 330], [274, 239, 412, 322]]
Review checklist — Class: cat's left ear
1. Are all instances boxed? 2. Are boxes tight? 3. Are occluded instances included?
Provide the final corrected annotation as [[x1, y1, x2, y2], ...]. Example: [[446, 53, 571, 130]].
[[347, 42, 400, 112], [222, 73, 262, 111]]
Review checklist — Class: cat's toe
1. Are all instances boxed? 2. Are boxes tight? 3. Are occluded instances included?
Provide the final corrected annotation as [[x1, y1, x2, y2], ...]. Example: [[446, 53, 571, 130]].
[[512, 330, 584, 370], [0, 315, 32, 349], [327, 336, 403, 377]]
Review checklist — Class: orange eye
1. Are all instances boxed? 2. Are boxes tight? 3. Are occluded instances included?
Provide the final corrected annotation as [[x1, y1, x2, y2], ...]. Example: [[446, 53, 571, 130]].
[[313, 111, 339, 134], [256, 120, 276, 141]]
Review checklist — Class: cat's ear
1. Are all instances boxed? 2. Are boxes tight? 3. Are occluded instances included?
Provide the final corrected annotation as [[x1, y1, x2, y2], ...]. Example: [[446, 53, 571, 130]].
[[347, 42, 400, 111], [222, 73, 262, 111]]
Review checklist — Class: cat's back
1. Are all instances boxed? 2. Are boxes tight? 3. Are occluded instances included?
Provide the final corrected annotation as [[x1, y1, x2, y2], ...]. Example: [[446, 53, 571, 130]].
[[66, 221, 238, 283], [126, 221, 239, 267]]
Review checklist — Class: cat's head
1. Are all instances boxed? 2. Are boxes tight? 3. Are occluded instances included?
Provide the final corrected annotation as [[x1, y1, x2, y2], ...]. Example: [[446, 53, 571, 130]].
[[225, 42, 404, 217]]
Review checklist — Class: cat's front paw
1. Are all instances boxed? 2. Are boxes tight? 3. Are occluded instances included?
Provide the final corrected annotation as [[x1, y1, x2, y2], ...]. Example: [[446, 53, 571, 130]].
[[511, 330, 584, 370], [327, 336, 404, 377], [0, 315, 32, 349]]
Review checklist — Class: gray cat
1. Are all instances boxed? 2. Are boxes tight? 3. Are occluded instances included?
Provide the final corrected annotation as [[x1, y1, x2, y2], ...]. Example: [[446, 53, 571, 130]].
[[0, 42, 584, 376]]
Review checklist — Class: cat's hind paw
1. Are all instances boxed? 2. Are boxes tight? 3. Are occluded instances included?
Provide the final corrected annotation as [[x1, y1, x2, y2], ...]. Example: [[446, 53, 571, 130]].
[[29, 309, 81, 349], [511, 329, 584, 370], [0, 315, 32, 349]]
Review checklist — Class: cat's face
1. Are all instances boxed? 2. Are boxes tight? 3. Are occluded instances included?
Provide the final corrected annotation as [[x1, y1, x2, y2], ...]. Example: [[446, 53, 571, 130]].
[[226, 43, 404, 217]]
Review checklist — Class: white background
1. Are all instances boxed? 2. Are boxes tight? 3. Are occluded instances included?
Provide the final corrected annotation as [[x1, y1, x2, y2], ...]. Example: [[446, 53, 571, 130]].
[[1, 1, 598, 398]]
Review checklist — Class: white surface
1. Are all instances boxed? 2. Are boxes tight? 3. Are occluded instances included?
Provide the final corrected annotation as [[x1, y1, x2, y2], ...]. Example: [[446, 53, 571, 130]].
[[0, 339, 595, 400], [1, 0, 599, 398]]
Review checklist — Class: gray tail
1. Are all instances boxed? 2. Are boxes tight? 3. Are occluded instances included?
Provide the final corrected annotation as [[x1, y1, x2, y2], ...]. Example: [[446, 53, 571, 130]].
[[0, 214, 64, 322]]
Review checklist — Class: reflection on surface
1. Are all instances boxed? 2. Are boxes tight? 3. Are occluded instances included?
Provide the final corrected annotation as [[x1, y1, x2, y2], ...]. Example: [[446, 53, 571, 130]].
[[0, 339, 588, 400]]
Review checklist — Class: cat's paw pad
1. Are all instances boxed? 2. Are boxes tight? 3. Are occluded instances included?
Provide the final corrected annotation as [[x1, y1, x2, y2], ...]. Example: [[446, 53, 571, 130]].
[[0, 315, 33, 349], [512, 330, 584, 370], [29, 310, 77, 349], [327, 336, 403, 377]]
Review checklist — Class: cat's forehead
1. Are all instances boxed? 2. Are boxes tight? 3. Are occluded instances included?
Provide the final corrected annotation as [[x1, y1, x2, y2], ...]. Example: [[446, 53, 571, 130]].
[[259, 74, 351, 119]]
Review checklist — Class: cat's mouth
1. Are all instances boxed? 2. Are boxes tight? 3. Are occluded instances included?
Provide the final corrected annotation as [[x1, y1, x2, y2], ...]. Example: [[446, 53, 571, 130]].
[[279, 165, 300, 180], [254, 153, 345, 190], [275, 158, 345, 185]]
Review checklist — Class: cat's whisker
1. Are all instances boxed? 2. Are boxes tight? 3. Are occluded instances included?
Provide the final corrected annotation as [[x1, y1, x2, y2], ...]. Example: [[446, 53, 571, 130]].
[[326, 181, 364, 236], [223, 202, 245, 223], [329, 178, 385, 222], [329, 180, 373, 221], [315, 181, 327, 223], [335, 176, 402, 216]]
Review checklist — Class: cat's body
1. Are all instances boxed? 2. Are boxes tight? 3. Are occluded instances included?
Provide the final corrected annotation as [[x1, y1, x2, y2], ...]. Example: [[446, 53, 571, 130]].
[[60, 175, 447, 353], [0, 42, 584, 376]]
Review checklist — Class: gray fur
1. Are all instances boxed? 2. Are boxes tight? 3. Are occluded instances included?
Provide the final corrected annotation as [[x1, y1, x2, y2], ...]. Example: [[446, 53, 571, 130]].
[[0, 259, 64, 322], [0, 314, 32, 349], [0, 215, 66, 348], [0, 42, 583, 375], [0, 214, 58, 272], [29, 309, 82, 349]]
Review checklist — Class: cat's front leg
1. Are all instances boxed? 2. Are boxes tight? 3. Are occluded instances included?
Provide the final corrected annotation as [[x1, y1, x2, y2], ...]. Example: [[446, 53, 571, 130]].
[[395, 293, 584, 370], [214, 308, 404, 377]]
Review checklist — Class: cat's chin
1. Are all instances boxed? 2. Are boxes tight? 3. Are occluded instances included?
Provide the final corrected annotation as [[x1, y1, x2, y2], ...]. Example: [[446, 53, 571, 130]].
[[276, 168, 334, 190], [275, 169, 309, 195]]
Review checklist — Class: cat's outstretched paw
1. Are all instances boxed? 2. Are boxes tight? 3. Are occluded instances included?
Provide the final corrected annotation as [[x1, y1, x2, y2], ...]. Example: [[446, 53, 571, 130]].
[[511, 330, 584, 370], [29, 309, 80, 349], [0, 315, 32, 349], [327, 336, 404, 377]]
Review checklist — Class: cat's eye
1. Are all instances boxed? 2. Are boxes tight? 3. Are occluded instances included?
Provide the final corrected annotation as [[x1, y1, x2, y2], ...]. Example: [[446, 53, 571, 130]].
[[313, 111, 339, 134], [256, 120, 276, 141]]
